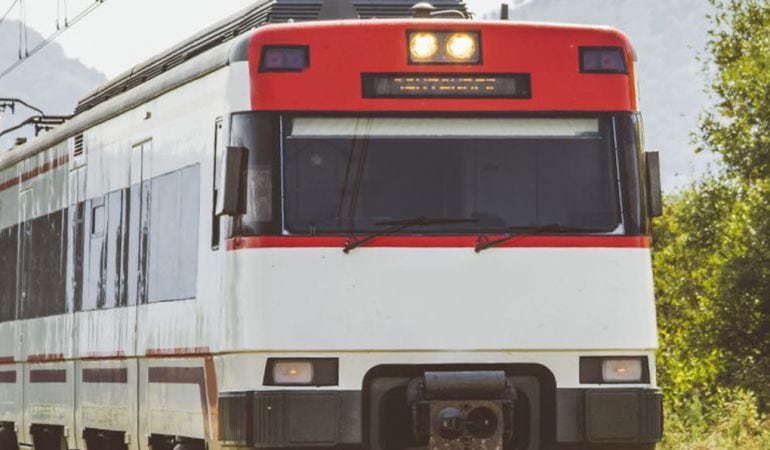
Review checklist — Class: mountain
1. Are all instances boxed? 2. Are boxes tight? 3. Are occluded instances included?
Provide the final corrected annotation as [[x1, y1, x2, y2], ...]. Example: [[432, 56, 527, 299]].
[[0, 21, 106, 152], [496, 0, 718, 191]]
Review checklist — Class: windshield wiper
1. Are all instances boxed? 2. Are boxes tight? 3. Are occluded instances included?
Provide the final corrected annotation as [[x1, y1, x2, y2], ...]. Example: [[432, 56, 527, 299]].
[[343, 216, 478, 253], [474, 223, 614, 253]]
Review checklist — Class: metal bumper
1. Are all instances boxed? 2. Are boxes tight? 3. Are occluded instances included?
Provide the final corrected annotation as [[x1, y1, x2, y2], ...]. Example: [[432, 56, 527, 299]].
[[219, 387, 663, 448], [556, 388, 664, 445], [219, 391, 362, 448]]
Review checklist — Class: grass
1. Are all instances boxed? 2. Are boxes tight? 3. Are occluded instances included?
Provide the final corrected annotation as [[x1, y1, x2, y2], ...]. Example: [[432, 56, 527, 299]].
[[660, 390, 770, 450]]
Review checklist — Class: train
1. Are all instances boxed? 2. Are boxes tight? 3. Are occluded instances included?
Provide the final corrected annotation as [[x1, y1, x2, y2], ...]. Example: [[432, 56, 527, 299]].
[[0, 1, 664, 449]]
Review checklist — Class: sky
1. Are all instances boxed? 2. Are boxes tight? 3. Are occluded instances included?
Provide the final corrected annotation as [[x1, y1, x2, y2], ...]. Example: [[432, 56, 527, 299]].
[[5, 0, 512, 78]]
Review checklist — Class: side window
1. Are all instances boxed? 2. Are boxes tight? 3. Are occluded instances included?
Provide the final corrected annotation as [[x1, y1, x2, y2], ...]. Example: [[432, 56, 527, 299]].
[[212, 118, 223, 249], [179, 165, 200, 299], [85, 197, 106, 311], [67, 202, 86, 312], [0, 224, 18, 323], [92, 203, 105, 235], [103, 190, 126, 309], [147, 164, 200, 303], [23, 209, 67, 319]]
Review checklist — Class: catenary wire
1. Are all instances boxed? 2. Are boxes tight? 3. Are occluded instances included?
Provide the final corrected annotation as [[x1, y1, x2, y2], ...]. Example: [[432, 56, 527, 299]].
[[0, 0, 107, 80], [0, 0, 19, 28]]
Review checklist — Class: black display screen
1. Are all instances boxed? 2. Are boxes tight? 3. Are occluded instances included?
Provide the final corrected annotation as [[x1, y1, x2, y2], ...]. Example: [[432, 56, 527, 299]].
[[362, 73, 531, 99]]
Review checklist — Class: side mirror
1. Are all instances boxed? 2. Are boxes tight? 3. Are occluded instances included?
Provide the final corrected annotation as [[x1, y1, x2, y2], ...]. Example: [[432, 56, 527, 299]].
[[645, 151, 663, 218], [216, 146, 248, 216]]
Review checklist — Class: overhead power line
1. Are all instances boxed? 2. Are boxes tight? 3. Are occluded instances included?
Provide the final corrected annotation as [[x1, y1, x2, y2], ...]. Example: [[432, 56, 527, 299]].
[[0, 97, 46, 115], [0, 0, 20, 28], [0, 0, 108, 81]]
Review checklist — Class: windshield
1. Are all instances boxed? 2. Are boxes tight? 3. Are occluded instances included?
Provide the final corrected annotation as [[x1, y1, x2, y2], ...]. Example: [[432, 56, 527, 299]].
[[281, 117, 621, 235]]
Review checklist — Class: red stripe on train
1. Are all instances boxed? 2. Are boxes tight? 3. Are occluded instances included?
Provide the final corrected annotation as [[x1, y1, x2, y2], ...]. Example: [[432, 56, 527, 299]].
[[226, 235, 650, 250], [27, 353, 66, 363], [146, 347, 211, 358], [0, 154, 69, 193]]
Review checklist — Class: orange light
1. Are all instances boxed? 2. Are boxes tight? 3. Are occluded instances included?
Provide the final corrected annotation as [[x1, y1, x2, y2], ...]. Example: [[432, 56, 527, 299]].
[[602, 359, 643, 382], [273, 361, 314, 384]]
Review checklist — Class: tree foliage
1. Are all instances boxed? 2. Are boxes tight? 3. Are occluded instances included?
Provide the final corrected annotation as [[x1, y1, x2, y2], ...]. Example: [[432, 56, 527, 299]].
[[655, 0, 770, 416], [700, 0, 770, 180]]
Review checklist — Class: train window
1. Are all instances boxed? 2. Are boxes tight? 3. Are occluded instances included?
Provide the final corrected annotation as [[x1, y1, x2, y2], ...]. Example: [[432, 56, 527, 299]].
[[103, 190, 126, 309], [148, 171, 181, 302], [179, 166, 200, 298], [126, 183, 143, 306], [282, 117, 621, 235], [615, 114, 649, 235], [0, 225, 18, 323], [229, 113, 281, 236], [22, 210, 67, 319], [91, 203, 105, 236], [212, 118, 223, 249], [85, 198, 106, 311], [67, 203, 86, 312], [147, 164, 200, 303]]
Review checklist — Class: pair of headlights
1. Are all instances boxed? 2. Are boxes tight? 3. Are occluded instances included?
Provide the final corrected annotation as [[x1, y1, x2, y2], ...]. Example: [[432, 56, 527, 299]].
[[266, 357, 648, 386], [409, 31, 480, 63]]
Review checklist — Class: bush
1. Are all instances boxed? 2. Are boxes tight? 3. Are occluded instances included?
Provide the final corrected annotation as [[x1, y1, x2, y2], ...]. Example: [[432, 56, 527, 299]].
[[660, 389, 770, 450]]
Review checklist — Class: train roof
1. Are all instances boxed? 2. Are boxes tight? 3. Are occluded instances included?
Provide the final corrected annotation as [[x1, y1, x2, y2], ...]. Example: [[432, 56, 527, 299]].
[[0, 1, 633, 170], [74, 0, 469, 115]]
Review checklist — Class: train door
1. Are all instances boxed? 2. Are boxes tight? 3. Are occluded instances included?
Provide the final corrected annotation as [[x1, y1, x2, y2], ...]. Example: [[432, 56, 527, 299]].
[[19, 181, 77, 450], [126, 141, 150, 450], [68, 165, 85, 450]]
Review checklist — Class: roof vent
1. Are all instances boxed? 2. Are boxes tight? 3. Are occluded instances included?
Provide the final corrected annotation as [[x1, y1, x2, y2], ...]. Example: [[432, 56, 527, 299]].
[[319, 0, 357, 19]]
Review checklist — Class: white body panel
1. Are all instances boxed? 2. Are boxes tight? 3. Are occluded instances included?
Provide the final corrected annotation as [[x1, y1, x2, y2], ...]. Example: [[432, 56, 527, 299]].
[[222, 248, 658, 354]]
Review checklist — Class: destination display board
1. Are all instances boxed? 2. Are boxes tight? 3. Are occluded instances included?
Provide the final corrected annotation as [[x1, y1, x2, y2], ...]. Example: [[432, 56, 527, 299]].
[[362, 73, 532, 99]]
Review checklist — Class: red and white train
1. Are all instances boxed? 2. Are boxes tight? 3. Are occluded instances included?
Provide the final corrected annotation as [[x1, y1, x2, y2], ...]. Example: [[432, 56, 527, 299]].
[[0, 1, 664, 449]]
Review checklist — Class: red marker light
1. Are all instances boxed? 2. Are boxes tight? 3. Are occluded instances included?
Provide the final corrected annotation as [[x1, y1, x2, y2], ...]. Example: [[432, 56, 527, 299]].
[[259, 46, 309, 72], [579, 47, 627, 74]]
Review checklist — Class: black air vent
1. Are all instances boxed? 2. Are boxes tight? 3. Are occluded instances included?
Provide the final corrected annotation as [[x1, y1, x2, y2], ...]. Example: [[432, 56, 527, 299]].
[[73, 134, 85, 157], [269, 2, 324, 22], [354, 0, 468, 18]]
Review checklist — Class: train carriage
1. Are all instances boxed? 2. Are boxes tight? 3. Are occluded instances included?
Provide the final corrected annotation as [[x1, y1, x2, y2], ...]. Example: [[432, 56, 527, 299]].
[[0, 1, 664, 449]]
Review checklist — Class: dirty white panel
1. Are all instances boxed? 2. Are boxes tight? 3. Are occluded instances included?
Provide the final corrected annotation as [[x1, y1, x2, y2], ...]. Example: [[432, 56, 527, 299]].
[[76, 359, 139, 450]]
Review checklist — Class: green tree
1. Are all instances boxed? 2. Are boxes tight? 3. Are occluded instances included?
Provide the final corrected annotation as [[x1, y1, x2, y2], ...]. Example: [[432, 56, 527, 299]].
[[655, 0, 770, 415], [701, 0, 770, 180]]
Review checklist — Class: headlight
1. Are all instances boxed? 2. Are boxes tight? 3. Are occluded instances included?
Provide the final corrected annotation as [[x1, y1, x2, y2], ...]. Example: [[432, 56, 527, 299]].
[[264, 358, 339, 386], [602, 358, 644, 382], [409, 32, 440, 61], [580, 356, 649, 384], [445, 32, 477, 61], [272, 361, 314, 385]]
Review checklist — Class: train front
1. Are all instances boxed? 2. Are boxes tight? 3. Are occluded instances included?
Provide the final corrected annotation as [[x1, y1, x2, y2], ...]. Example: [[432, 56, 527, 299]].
[[215, 17, 663, 450]]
